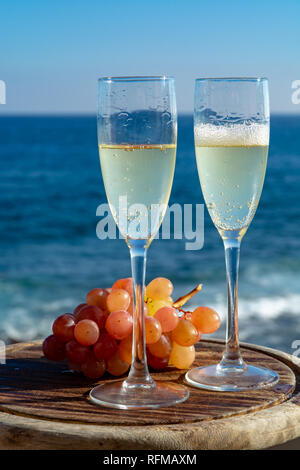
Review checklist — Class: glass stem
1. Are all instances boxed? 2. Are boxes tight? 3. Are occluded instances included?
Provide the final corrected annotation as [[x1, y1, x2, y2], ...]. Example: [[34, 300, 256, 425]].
[[124, 239, 155, 389], [218, 238, 246, 371]]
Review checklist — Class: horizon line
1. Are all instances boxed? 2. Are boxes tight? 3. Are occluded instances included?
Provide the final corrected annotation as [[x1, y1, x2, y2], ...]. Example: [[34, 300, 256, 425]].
[[0, 111, 299, 118]]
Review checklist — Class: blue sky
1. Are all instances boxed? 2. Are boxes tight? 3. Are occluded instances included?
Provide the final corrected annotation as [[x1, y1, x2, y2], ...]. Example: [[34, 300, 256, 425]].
[[1, 0, 299, 114]]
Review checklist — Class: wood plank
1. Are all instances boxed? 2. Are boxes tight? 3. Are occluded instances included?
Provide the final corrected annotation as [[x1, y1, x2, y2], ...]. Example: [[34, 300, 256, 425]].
[[0, 340, 295, 426]]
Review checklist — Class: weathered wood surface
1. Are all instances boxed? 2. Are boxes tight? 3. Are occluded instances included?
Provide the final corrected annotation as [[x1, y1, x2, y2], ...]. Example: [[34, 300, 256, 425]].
[[0, 339, 299, 450]]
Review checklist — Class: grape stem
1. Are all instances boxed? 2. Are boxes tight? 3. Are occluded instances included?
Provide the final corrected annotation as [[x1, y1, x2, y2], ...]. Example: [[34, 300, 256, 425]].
[[172, 283, 202, 309]]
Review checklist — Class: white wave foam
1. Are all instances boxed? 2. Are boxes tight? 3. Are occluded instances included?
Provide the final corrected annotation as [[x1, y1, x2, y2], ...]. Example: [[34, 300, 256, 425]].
[[241, 294, 300, 319], [194, 123, 269, 146], [189, 293, 300, 322], [0, 298, 76, 342], [42, 298, 75, 312], [1, 288, 299, 342], [2, 308, 39, 342]]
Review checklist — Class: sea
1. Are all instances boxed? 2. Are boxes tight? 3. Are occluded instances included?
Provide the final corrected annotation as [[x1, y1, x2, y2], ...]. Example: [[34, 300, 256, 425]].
[[0, 114, 300, 354]]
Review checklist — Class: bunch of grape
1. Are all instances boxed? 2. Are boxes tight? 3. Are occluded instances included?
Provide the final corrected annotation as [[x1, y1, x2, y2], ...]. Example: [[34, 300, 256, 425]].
[[43, 277, 221, 379]]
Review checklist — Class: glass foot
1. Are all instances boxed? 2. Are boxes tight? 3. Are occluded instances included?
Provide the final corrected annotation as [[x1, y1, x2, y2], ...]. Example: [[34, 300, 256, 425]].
[[185, 363, 279, 392], [89, 380, 189, 409]]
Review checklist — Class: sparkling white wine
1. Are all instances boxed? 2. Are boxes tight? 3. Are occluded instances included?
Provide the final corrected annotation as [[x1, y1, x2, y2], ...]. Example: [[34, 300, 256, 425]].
[[195, 124, 269, 238], [99, 144, 176, 239]]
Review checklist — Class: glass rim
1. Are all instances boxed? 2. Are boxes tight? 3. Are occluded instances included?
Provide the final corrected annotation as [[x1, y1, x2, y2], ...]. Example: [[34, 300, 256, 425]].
[[195, 77, 268, 82], [98, 75, 174, 83]]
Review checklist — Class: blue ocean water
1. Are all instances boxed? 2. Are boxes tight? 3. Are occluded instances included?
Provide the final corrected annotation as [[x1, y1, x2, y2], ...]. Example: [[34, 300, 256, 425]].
[[0, 115, 300, 353]]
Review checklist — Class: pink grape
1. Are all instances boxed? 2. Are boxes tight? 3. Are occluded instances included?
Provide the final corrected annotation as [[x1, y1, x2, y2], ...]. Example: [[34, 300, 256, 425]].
[[52, 314, 75, 342], [105, 310, 133, 340], [65, 340, 90, 365], [86, 288, 109, 311], [43, 335, 65, 361], [147, 334, 172, 358], [107, 289, 131, 312], [169, 343, 195, 369], [73, 303, 87, 319], [76, 305, 106, 329], [93, 332, 118, 360], [74, 319, 99, 346], [154, 306, 179, 332], [146, 277, 173, 300], [112, 278, 133, 297], [147, 298, 173, 316], [172, 319, 199, 347], [107, 352, 130, 376], [191, 307, 221, 334], [145, 316, 162, 344], [147, 350, 169, 370], [118, 335, 133, 364], [81, 356, 106, 379]]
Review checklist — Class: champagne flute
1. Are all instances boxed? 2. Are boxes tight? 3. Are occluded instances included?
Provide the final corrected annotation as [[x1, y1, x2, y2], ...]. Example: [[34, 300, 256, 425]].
[[90, 76, 189, 409], [186, 78, 278, 391]]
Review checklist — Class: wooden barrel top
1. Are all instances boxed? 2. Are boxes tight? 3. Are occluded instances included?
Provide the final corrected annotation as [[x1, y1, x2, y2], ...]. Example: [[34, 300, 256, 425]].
[[0, 339, 299, 450]]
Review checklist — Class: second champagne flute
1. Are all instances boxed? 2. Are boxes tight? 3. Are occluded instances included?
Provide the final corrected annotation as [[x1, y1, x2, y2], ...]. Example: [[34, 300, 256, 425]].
[[186, 77, 278, 391], [90, 76, 189, 409]]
